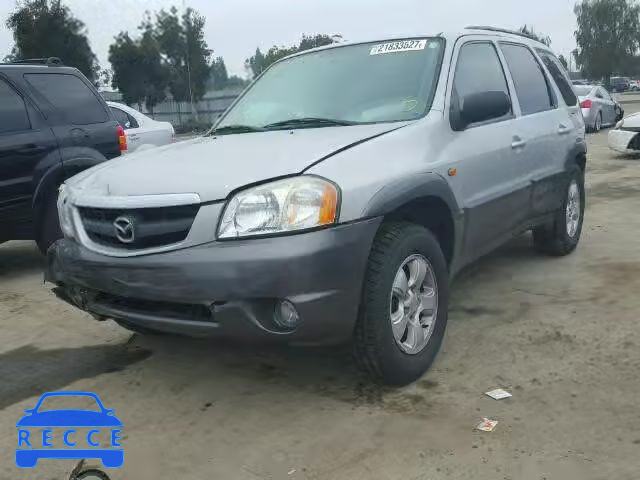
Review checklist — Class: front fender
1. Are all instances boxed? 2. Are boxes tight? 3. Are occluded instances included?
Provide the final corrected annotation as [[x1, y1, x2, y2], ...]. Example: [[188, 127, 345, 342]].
[[361, 172, 462, 218]]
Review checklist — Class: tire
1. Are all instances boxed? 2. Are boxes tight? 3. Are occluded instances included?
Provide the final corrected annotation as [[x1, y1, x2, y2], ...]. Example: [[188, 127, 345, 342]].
[[532, 165, 585, 256], [354, 222, 449, 386], [36, 194, 62, 255]]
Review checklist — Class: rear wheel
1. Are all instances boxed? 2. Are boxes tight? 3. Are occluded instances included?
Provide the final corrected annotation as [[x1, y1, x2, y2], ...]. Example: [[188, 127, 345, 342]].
[[354, 222, 449, 386], [36, 195, 62, 254], [532, 165, 585, 256]]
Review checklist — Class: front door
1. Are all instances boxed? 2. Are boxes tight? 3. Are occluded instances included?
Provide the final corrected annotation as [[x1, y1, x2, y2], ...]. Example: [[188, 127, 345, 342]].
[[444, 40, 525, 264]]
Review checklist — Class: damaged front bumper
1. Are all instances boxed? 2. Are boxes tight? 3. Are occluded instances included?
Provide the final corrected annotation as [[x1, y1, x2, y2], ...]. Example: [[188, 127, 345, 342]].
[[45, 218, 381, 345]]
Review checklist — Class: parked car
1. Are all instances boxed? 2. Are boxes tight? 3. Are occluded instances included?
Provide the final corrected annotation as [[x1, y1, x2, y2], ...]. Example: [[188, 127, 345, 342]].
[[46, 28, 586, 386], [574, 85, 619, 132], [610, 76, 630, 92], [629, 80, 640, 91], [572, 79, 588, 86], [107, 102, 175, 152], [608, 112, 640, 153], [0, 58, 123, 253]]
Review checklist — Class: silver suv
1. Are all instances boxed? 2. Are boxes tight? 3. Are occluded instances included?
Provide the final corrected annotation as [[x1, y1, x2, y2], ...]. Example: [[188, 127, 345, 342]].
[[46, 27, 586, 385]]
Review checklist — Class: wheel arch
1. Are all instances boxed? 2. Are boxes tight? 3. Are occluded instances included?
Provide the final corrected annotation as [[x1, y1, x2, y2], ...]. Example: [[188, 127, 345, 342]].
[[32, 149, 108, 236], [361, 173, 463, 268]]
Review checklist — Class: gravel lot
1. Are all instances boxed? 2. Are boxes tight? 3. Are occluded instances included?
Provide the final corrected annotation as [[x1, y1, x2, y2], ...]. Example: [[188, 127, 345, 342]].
[[1, 118, 639, 480]]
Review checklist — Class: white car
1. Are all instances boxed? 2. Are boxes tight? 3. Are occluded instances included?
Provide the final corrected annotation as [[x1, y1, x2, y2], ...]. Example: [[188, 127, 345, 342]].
[[107, 102, 175, 153], [608, 113, 640, 154]]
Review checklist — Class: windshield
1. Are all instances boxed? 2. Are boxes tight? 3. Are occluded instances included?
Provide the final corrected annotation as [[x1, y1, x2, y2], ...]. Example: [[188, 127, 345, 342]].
[[216, 38, 444, 130], [574, 86, 593, 96]]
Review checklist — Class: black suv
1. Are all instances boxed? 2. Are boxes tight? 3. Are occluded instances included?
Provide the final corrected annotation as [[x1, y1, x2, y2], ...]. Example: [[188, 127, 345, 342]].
[[0, 58, 123, 253]]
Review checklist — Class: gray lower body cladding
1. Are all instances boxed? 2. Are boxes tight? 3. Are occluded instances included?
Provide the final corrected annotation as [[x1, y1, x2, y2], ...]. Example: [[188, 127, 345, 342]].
[[45, 218, 382, 345]]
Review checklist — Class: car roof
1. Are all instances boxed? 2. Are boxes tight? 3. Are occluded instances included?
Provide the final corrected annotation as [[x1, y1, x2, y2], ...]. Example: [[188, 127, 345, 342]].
[[281, 27, 549, 62], [0, 64, 82, 75]]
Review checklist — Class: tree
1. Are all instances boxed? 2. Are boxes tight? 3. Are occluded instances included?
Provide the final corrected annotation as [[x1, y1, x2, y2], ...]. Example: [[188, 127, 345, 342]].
[[245, 47, 266, 78], [108, 29, 167, 112], [518, 25, 552, 46], [574, 0, 640, 82], [245, 34, 337, 78], [209, 56, 229, 89], [6, 0, 98, 81], [153, 6, 212, 103], [558, 54, 569, 70]]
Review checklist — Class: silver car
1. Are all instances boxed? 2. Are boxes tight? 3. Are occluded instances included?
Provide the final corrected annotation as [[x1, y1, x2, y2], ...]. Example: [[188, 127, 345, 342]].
[[575, 85, 618, 132], [46, 27, 587, 385]]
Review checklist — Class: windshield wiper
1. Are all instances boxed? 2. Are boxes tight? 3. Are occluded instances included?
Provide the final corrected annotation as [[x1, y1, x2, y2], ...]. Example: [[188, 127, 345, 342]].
[[208, 124, 266, 136], [263, 117, 360, 130]]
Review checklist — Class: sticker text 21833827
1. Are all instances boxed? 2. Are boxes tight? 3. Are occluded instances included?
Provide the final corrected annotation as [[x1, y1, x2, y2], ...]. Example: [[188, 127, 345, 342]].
[[370, 39, 428, 55]]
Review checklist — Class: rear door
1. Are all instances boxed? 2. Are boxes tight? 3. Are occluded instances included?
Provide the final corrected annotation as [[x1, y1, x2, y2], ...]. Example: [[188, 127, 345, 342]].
[[23, 72, 121, 161], [499, 43, 566, 220], [598, 87, 617, 126], [0, 76, 58, 236]]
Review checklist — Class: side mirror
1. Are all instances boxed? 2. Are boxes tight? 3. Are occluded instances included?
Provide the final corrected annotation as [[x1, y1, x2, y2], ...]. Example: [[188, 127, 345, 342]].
[[124, 121, 131, 129], [24, 409, 33, 414], [458, 91, 511, 129]]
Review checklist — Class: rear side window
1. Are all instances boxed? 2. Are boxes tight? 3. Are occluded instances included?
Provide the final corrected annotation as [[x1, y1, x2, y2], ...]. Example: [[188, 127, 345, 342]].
[[110, 106, 129, 127], [536, 50, 578, 107], [499, 43, 554, 115], [0, 79, 31, 133], [25, 73, 108, 125], [110, 106, 139, 129], [451, 42, 511, 126]]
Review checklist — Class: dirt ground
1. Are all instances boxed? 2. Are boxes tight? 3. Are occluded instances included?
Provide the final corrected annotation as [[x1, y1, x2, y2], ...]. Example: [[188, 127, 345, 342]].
[[1, 119, 640, 480]]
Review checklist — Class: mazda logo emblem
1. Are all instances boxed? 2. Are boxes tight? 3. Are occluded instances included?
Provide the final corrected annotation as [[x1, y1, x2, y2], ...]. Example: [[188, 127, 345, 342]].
[[113, 216, 135, 244]]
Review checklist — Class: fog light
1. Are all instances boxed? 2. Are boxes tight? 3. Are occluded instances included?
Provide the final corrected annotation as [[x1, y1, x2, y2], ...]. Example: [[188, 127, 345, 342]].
[[274, 299, 300, 329]]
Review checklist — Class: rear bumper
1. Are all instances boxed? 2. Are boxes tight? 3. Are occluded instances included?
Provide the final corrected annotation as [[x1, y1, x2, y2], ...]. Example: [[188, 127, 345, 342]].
[[46, 218, 381, 345], [608, 129, 638, 153]]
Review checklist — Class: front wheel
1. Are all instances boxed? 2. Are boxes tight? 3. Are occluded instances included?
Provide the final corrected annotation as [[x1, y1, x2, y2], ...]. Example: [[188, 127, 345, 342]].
[[354, 222, 449, 386], [532, 165, 585, 256]]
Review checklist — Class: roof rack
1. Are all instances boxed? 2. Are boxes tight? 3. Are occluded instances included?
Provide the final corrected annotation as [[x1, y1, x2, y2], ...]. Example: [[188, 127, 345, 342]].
[[465, 26, 543, 43], [9, 57, 63, 66]]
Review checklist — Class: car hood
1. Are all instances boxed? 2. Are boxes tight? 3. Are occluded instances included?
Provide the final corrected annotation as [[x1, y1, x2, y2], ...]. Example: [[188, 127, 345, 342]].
[[16, 410, 123, 427], [68, 123, 405, 203]]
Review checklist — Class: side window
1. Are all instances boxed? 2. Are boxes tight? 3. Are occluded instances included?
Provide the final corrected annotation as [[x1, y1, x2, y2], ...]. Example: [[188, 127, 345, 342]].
[[0, 79, 31, 134], [500, 43, 554, 115], [450, 42, 511, 128], [126, 112, 139, 129], [25, 73, 108, 125], [110, 106, 130, 128], [535, 50, 578, 107]]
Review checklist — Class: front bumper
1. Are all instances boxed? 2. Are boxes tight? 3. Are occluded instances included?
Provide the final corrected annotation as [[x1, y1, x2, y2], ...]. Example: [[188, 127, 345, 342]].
[[608, 129, 639, 154], [46, 218, 382, 345]]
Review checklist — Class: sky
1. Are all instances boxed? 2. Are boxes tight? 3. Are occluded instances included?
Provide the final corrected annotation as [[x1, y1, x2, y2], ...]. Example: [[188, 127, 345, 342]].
[[0, 0, 579, 77]]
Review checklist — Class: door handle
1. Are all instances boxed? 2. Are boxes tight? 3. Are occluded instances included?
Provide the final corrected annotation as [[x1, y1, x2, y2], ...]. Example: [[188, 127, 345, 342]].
[[558, 124, 572, 135], [511, 137, 526, 149]]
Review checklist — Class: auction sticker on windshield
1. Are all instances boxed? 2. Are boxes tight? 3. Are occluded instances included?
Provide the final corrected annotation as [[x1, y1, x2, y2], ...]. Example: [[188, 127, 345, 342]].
[[370, 39, 427, 55]]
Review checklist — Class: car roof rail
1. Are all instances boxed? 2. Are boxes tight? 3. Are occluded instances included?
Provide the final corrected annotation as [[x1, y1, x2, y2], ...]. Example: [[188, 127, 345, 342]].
[[465, 26, 545, 44], [9, 57, 63, 66]]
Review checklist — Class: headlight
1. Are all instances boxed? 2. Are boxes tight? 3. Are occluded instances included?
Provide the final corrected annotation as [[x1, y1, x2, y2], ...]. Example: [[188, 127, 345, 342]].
[[616, 119, 624, 129], [217, 176, 339, 239], [57, 184, 75, 238]]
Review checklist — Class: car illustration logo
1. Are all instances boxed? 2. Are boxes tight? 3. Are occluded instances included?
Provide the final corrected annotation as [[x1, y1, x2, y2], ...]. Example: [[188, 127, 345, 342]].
[[113, 216, 135, 244], [16, 391, 123, 468]]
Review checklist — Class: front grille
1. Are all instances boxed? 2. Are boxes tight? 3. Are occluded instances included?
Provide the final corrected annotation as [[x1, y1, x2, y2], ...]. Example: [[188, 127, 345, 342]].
[[93, 292, 214, 323], [78, 204, 199, 250]]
